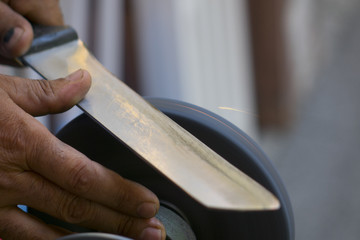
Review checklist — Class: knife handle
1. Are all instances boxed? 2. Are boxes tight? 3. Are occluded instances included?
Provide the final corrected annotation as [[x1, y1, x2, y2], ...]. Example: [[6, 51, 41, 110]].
[[25, 24, 78, 56]]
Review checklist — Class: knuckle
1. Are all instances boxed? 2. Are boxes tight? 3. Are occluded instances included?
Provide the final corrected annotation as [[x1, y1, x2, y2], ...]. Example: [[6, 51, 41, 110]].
[[7, 77, 20, 96], [114, 183, 132, 210], [116, 216, 135, 235], [0, 104, 46, 168], [0, 174, 16, 203], [58, 195, 95, 224], [23, 123, 51, 166], [0, 174, 11, 190], [30, 80, 57, 106], [0, 115, 28, 161], [68, 161, 93, 194]]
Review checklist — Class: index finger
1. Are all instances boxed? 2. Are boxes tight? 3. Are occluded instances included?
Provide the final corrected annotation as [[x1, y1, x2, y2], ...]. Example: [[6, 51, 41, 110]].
[[0, 0, 63, 60], [25, 119, 160, 219]]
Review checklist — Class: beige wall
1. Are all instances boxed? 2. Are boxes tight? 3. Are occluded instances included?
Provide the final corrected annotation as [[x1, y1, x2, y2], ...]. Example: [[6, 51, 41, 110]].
[[55, 0, 259, 137], [134, 0, 257, 138]]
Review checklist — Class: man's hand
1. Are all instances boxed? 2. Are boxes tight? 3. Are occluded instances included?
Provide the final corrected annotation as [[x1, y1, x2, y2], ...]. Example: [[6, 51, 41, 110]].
[[0, 71, 165, 240], [0, 0, 63, 60], [0, 1, 165, 239]]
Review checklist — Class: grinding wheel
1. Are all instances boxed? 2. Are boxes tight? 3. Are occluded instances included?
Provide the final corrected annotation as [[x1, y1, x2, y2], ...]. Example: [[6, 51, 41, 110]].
[[31, 98, 294, 240]]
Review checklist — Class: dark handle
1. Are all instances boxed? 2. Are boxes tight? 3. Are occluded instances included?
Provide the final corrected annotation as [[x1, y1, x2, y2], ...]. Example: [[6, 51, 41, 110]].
[[25, 24, 78, 56]]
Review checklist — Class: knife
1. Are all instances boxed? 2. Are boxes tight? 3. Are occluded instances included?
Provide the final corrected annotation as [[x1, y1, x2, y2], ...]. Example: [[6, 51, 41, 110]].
[[19, 25, 279, 211]]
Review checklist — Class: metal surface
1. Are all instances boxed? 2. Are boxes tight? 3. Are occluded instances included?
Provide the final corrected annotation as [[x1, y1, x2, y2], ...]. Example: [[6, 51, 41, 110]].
[[49, 98, 293, 239], [57, 233, 131, 240], [21, 39, 279, 211]]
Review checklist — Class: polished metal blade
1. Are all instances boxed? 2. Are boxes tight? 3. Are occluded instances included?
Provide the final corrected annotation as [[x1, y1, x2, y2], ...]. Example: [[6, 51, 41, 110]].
[[22, 39, 280, 211]]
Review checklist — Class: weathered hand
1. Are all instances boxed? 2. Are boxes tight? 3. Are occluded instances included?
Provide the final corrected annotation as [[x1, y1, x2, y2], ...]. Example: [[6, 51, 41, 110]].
[[0, 70, 165, 240], [0, 0, 165, 239], [0, 0, 63, 62]]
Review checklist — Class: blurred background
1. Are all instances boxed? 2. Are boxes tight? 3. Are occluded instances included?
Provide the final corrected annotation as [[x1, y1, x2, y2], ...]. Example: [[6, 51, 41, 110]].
[[1, 0, 360, 239]]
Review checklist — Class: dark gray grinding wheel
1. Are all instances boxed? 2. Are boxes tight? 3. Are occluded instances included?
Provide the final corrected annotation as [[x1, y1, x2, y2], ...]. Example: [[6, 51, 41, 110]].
[[31, 98, 294, 240]]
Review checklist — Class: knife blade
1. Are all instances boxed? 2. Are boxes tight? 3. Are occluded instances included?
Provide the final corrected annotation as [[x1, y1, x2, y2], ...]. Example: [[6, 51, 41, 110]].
[[19, 25, 279, 211]]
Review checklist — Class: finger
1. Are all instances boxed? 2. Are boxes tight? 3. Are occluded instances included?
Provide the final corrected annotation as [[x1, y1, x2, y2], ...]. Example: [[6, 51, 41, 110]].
[[4, 0, 64, 26], [0, 1, 33, 58], [0, 75, 158, 220], [0, 206, 68, 240], [13, 171, 165, 239], [26, 131, 160, 219], [0, 69, 91, 116]]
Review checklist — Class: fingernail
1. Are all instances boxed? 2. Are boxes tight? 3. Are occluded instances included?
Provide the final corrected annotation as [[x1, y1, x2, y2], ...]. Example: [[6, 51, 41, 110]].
[[66, 69, 84, 82], [137, 202, 157, 218], [2, 27, 31, 56], [139, 227, 162, 240], [3, 28, 15, 43], [3, 27, 24, 46]]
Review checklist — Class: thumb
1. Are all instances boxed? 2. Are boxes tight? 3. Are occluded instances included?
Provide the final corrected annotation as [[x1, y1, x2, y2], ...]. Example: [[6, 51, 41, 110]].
[[0, 69, 92, 116], [0, 1, 33, 58]]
